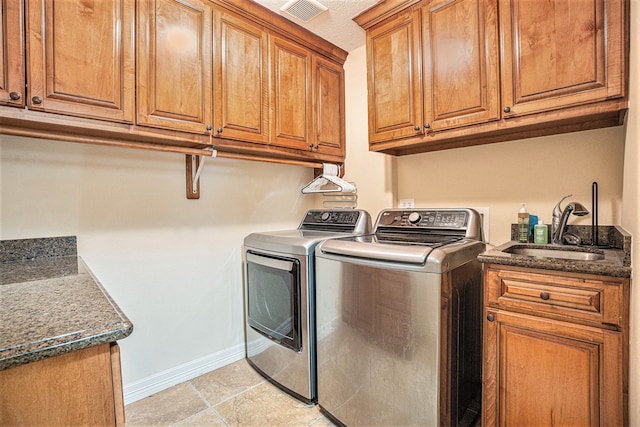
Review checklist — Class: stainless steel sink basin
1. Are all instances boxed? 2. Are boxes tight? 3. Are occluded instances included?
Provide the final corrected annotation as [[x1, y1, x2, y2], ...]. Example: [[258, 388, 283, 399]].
[[504, 246, 605, 261]]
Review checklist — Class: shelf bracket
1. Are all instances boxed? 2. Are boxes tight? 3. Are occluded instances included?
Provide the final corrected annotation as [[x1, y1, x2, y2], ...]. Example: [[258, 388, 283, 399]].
[[186, 149, 216, 199]]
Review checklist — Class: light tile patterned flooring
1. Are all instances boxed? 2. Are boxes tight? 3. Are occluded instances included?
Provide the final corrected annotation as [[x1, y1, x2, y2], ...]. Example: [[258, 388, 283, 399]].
[[125, 359, 335, 426]]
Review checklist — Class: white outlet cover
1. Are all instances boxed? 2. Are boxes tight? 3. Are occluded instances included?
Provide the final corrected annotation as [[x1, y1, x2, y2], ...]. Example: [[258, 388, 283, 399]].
[[399, 199, 415, 208]]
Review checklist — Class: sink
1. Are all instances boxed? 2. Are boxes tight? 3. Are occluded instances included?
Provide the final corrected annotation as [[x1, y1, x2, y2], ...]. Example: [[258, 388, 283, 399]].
[[504, 246, 605, 261]]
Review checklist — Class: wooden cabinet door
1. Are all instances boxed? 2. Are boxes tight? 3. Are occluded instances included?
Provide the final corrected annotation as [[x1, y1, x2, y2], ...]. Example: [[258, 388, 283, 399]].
[[269, 36, 312, 151], [25, 0, 134, 122], [214, 10, 268, 144], [0, 0, 24, 107], [499, 0, 626, 118], [137, 0, 213, 133], [0, 343, 120, 426], [367, 10, 423, 143], [483, 309, 624, 426], [312, 56, 345, 156], [422, 0, 500, 131]]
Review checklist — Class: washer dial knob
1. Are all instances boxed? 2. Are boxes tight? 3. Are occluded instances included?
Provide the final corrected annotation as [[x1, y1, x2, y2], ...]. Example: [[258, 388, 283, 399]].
[[408, 212, 422, 224], [321, 212, 331, 221]]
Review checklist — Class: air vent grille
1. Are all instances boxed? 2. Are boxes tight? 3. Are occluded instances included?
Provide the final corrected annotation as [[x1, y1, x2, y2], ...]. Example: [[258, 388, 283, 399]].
[[280, 0, 328, 22]]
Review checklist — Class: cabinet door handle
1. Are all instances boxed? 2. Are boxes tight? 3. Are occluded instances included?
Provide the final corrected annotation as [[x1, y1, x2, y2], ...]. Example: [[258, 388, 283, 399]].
[[503, 106, 511, 113], [216, 128, 223, 133], [487, 314, 495, 322], [9, 92, 21, 100], [414, 125, 421, 131], [424, 123, 430, 129], [206, 125, 212, 131], [32, 96, 43, 104], [540, 291, 550, 300]]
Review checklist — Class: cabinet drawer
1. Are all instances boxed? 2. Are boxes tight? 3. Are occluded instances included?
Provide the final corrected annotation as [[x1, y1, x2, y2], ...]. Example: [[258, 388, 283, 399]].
[[485, 266, 624, 328]]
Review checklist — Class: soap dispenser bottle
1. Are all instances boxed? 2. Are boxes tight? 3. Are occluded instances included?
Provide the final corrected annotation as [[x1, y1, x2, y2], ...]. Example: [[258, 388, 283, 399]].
[[534, 219, 548, 244], [518, 204, 529, 243]]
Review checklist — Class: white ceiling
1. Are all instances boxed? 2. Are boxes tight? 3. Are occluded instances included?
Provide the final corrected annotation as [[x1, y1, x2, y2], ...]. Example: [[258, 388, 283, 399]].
[[253, 0, 378, 52]]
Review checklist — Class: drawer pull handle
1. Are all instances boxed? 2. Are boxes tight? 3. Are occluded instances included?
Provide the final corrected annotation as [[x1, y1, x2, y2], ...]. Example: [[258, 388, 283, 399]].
[[540, 291, 550, 300], [487, 314, 495, 322]]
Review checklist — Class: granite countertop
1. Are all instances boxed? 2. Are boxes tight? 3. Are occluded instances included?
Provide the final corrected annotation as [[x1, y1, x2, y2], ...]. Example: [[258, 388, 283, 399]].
[[0, 237, 133, 371], [478, 225, 632, 278]]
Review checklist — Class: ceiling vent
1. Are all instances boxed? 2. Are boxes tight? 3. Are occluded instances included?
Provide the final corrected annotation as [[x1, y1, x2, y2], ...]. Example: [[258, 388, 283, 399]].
[[280, 0, 328, 22]]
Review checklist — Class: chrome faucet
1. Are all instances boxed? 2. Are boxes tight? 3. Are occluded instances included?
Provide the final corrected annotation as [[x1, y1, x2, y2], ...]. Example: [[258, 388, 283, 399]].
[[551, 194, 589, 244]]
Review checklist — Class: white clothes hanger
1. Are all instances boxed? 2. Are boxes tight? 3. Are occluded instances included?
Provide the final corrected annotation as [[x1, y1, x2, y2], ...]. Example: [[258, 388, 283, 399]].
[[301, 163, 356, 194]]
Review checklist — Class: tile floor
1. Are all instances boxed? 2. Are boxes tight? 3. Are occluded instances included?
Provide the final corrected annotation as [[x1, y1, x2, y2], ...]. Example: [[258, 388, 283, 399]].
[[124, 359, 335, 427]]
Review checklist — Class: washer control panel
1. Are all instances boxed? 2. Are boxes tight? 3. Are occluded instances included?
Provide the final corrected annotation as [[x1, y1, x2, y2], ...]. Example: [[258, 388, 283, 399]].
[[303, 210, 361, 225], [377, 209, 470, 230], [299, 210, 372, 234]]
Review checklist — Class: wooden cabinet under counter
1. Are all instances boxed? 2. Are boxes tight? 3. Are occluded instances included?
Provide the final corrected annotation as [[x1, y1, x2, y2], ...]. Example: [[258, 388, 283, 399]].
[[0, 237, 133, 426], [482, 264, 630, 426], [0, 343, 125, 427]]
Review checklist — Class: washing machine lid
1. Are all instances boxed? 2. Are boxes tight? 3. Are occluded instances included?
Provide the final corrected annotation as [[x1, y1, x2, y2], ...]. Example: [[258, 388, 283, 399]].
[[317, 208, 485, 269]]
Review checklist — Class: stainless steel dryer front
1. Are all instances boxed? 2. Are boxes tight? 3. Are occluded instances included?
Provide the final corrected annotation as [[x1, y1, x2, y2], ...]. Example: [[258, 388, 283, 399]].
[[243, 209, 371, 404]]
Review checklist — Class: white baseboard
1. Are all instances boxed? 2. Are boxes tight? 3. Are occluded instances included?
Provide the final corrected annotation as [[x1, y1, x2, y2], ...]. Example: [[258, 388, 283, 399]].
[[123, 344, 246, 405]]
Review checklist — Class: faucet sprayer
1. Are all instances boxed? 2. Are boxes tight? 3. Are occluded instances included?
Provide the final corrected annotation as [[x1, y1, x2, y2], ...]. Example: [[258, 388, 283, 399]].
[[551, 196, 589, 244]]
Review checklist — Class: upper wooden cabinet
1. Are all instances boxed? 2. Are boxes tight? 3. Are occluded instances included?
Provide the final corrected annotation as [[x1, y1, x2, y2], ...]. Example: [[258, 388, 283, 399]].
[[499, 0, 626, 117], [137, 0, 213, 134], [269, 36, 312, 151], [0, 0, 347, 166], [312, 55, 345, 157], [25, 0, 135, 123], [355, 0, 629, 155], [422, 0, 500, 131], [0, 0, 24, 108], [214, 10, 269, 144], [366, 10, 423, 143]]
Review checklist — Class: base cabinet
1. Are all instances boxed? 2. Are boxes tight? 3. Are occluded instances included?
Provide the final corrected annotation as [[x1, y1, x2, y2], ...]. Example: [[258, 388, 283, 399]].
[[482, 265, 629, 426], [0, 343, 125, 427]]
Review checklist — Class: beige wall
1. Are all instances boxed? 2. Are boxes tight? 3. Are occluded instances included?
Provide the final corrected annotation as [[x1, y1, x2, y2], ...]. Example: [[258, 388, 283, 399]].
[[342, 46, 395, 217], [397, 127, 625, 245], [0, 135, 317, 401]]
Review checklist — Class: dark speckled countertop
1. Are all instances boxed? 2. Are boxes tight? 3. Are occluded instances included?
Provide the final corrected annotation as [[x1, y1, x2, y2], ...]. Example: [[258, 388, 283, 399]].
[[0, 236, 133, 371], [478, 225, 632, 278]]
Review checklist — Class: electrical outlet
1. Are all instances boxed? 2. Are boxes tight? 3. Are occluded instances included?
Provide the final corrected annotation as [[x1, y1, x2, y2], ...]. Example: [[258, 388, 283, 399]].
[[399, 198, 415, 208]]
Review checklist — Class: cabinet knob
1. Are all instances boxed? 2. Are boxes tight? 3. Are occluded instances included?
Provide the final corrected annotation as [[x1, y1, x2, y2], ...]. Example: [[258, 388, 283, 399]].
[[424, 123, 431, 130], [32, 96, 43, 105], [9, 91, 21, 100], [216, 128, 223, 133], [314, 145, 319, 150], [503, 106, 511, 113], [414, 125, 421, 131], [487, 314, 495, 322], [540, 291, 550, 301], [206, 125, 212, 131]]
